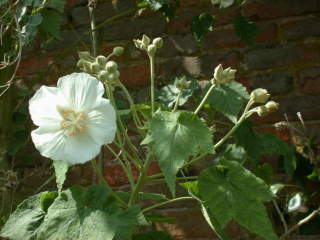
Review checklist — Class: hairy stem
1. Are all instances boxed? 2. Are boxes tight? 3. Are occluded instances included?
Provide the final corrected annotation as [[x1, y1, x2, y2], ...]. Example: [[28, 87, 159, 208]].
[[194, 82, 215, 115], [149, 54, 155, 115], [142, 196, 194, 213], [173, 88, 182, 112]]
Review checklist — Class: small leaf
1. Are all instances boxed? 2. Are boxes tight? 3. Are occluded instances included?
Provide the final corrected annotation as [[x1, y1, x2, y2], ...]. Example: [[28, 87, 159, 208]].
[[53, 160, 69, 193], [147, 111, 214, 196], [204, 81, 249, 123], [191, 13, 214, 43], [157, 76, 199, 108], [39, 10, 63, 39], [40, 191, 58, 212], [233, 15, 258, 46]]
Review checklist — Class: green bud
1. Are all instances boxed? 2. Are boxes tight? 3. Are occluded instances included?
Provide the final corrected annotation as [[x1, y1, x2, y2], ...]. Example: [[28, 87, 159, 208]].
[[133, 39, 142, 49], [91, 62, 100, 74], [213, 64, 236, 84], [78, 51, 92, 61], [250, 88, 270, 104], [153, 37, 163, 49], [98, 70, 109, 81], [112, 46, 124, 56], [105, 61, 118, 72], [142, 34, 151, 46], [83, 61, 92, 73], [76, 59, 85, 68], [107, 71, 120, 82], [257, 105, 269, 117], [96, 55, 107, 67], [265, 101, 279, 112], [147, 44, 157, 56], [175, 76, 190, 90]]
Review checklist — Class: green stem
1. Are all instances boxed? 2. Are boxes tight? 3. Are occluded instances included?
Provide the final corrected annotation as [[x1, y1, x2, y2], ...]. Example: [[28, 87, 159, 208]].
[[194, 82, 215, 115], [172, 88, 182, 112], [148, 176, 198, 183], [273, 199, 288, 233], [128, 152, 153, 206], [91, 159, 127, 208], [149, 54, 155, 115], [142, 196, 194, 213], [88, 3, 97, 57]]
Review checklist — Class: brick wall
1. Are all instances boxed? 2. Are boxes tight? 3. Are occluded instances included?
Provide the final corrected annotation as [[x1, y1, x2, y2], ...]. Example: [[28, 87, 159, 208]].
[[14, 0, 320, 239]]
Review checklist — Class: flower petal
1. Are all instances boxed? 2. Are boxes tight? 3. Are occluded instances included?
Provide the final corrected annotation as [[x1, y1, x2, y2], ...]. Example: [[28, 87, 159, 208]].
[[57, 72, 105, 112], [29, 86, 65, 128], [63, 134, 101, 164], [86, 99, 116, 145], [31, 127, 66, 161]]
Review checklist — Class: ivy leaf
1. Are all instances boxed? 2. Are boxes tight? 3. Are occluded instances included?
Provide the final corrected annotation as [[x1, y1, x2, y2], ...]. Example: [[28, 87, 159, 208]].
[[53, 160, 69, 193], [191, 13, 214, 43], [39, 10, 63, 39], [204, 81, 249, 123], [234, 120, 296, 175], [233, 15, 258, 46], [198, 161, 277, 240], [157, 76, 199, 108], [146, 111, 214, 196]]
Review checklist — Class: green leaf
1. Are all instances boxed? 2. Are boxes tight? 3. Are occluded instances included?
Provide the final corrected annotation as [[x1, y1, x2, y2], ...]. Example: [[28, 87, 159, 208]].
[[133, 231, 172, 240], [53, 160, 69, 193], [204, 81, 249, 123], [117, 191, 168, 202], [157, 76, 199, 108], [147, 111, 214, 196], [145, 214, 175, 224], [0, 193, 46, 240], [47, 0, 65, 13], [233, 15, 258, 46], [40, 191, 58, 212], [234, 120, 296, 175], [198, 161, 277, 240], [21, 13, 43, 46], [191, 13, 214, 43], [39, 9, 63, 39]]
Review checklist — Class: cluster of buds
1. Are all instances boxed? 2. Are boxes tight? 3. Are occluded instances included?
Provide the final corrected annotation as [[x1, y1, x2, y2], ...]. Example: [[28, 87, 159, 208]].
[[174, 76, 191, 90], [250, 88, 279, 117], [212, 64, 237, 84], [77, 46, 124, 84], [133, 34, 163, 56]]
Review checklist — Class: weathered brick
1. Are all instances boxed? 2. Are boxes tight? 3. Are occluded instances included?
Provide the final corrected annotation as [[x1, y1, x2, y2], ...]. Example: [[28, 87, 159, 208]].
[[283, 17, 320, 41], [244, 44, 320, 70], [299, 67, 320, 95], [203, 23, 277, 50], [101, 16, 166, 41], [243, 0, 320, 20], [251, 71, 294, 95], [17, 56, 55, 76], [158, 34, 199, 58], [119, 63, 153, 87]]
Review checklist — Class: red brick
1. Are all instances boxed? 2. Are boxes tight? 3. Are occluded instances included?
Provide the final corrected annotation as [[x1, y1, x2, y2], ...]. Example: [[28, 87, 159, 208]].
[[243, 0, 320, 21], [17, 56, 55, 76], [119, 63, 152, 87], [299, 67, 320, 95], [282, 17, 320, 41]]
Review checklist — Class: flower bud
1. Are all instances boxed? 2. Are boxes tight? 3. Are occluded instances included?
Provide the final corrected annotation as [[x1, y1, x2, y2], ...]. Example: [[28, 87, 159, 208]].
[[107, 72, 119, 82], [112, 46, 124, 56], [175, 76, 190, 90], [91, 62, 100, 74], [257, 105, 269, 117], [133, 39, 143, 49], [153, 37, 163, 49], [98, 70, 109, 81], [96, 55, 107, 67], [265, 101, 279, 113], [76, 59, 85, 68], [213, 64, 236, 84], [250, 88, 270, 104], [105, 61, 118, 72], [78, 51, 92, 61], [147, 44, 157, 56], [142, 34, 151, 46], [83, 61, 93, 73]]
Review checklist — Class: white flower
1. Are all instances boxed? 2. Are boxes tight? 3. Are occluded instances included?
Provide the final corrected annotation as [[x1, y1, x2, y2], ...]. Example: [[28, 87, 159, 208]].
[[29, 72, 116, 165], [211, 0, 234, 8]]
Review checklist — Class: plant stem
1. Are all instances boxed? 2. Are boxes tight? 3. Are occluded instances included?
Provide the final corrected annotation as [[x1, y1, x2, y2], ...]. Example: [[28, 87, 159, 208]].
[[128, 152, 153, 206], [148, 176, 198, 183], [273, 199, 288, 233], [172, 88, 182, 112], [149, 54, 155, 115], [91, 159, 127, 208], [194, 82, 215, 115], [279, 208, 320, 240], [142, 196, 194, 213], [88, 2, 97, 57]]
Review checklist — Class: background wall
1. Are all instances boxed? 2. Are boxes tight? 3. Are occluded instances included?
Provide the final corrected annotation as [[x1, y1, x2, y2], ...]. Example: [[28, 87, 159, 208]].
[[10, 0, 320, 239]]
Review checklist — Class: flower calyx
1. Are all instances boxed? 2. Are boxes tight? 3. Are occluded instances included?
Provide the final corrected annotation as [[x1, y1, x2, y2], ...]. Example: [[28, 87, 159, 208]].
[[175, 76, 191, 90], [133, 34, 163, 56], [213, 64, 236, 84], [250, 88, 270, 104], [254, 100, 279, 117]]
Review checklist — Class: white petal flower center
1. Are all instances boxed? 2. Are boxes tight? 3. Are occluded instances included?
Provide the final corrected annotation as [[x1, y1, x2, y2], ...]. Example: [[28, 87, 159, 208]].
[[57, 105, 87, 136]]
